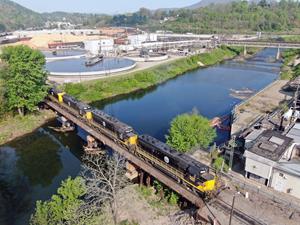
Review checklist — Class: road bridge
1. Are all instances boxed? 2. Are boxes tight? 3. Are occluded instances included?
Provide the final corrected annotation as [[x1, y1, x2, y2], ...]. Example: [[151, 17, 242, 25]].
[[140, 40, 212, 51], [220, 39, 300, 60], [221, 39, 300, 49]]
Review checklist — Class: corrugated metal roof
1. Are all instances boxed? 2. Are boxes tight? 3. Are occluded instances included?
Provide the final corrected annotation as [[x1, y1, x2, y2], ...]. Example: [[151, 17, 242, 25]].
[[287, 123, 300, 143], [275, 160, 300, 177]]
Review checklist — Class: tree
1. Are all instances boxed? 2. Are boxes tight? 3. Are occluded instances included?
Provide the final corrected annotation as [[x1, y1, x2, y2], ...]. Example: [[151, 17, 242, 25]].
[[0, 45, 47, 116], [30, 177, 87, 225], [166, 110, 216, 153], [81, 153, 128, 225], [0, 23, 6, 32], [213, 156, 229, 173]]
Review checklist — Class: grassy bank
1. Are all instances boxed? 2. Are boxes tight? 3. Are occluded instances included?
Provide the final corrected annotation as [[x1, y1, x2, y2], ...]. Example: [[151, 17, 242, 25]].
[[0, 110, 55, 145], [281, 35, 300, 43], [280, 49, 300, 80], [64, 46, 243, 103]]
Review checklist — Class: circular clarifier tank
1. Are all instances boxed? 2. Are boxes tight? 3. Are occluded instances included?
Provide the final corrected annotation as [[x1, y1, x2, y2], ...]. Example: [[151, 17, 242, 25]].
[[46, 57, 136, 76]]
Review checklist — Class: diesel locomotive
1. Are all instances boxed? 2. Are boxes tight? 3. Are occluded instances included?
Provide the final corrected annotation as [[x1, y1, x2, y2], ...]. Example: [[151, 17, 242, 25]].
[[47, 88, 216, 194], [138, 135, 215, 192]]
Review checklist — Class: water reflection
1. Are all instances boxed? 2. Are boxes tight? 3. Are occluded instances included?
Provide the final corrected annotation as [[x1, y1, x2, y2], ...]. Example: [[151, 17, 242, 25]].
[[12, 132, 62, 187], [0, 125, 82, 225], [0, 48, 283, 225], [0, 148, 31, 225], [96, 48, 280, 144]]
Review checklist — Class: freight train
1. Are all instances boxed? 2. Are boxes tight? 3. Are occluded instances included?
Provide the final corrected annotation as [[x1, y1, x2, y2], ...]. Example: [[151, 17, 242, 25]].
[[47, 88, 216, 194]]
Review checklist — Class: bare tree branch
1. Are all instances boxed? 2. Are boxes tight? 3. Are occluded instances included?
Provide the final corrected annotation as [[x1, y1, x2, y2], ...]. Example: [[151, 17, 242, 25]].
[[80, 152, 129, 225]]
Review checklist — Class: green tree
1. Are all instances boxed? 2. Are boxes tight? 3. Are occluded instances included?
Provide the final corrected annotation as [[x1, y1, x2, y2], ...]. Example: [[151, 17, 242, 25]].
[[30, 177, 87, 225], [166, 111, 216, 153], [0, 23, 6, 32], [0, 45, 47, 116], [213, 156, 229, 173]]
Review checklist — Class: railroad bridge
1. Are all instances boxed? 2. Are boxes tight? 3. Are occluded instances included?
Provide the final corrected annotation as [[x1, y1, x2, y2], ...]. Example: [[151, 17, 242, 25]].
[[44, 98, 206, 211]]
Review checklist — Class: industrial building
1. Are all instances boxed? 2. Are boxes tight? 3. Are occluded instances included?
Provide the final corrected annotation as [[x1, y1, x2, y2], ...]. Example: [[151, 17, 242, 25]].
[[244, 130, 293, 186], [244, 125, 300, 199], [84, 39, 115, 54]]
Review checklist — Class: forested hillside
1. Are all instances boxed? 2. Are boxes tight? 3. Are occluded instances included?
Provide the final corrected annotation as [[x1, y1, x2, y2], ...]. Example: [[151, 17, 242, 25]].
[[0, 0, 111, 31], [114, 0, 300, 33], [0, 0, 44, 31], [1, 0, 300, 34]]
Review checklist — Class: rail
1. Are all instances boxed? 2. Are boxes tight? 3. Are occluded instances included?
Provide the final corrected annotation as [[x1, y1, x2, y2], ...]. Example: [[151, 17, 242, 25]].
[[210, 198, 267, 225], [45, 99, 205, 208], [221, 172, 300, 210]]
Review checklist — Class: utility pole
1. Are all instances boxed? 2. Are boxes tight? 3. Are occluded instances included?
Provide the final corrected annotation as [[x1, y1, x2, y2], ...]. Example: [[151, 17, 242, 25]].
[[290, 84, 300, 126], [229, 192, 239, 225], [228, 137, 237, 171]]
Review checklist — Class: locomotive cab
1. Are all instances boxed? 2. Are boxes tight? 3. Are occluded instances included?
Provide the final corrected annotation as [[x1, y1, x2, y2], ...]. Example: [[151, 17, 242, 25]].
[[77, 103, 93, 120], [125, 132, 138, 145], [48, 88, 65, 103], [186, 166, 216, 192]]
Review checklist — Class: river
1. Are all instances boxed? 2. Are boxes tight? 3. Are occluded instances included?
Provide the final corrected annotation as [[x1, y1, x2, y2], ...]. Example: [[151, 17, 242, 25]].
[[0, 48, 281, 225]]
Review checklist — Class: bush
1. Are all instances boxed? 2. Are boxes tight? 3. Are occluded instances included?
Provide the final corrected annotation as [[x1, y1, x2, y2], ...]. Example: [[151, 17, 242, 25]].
[[119, 220, 139, 225], [213, 157, 229, 173], [168, 192, 179, 206], [166, 110, 217, 152], [137, 185, 153, 198], [30, 177, 87, 225]]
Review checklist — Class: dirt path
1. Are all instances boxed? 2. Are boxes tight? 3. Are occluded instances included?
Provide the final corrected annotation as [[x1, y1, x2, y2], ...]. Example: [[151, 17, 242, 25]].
[[231, 80, 292, 136]]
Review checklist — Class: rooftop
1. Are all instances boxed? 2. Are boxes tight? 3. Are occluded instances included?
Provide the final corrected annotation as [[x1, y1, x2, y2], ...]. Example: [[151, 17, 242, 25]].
[[275, 160, 300, 177], [248, 130, 293, 161], [286, 123, 300, 143]]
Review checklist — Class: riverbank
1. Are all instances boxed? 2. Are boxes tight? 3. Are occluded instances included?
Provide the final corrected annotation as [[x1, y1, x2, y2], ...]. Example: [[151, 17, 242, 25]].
[[231, 80, 291, 136], [0, 110, 55, 145], [63, 46, 244, 103], [0, 46, 247, 145], [280, 49, 300, 80]]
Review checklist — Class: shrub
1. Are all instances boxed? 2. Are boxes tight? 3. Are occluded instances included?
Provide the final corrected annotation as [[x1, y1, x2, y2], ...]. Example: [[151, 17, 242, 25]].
[[213, 156, 229, 173], [166, 110, 217, 152]]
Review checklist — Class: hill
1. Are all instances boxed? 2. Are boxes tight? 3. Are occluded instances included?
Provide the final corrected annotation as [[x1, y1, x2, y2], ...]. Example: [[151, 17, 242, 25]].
[[0, 0, 44, 31], [0, 0, 111, 31], [186, 0, 236, 9]]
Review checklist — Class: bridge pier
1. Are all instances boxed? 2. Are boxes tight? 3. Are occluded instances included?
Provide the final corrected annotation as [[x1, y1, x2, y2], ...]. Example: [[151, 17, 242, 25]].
[[243, 45, 247, 57], [276, 47, 281, 60]]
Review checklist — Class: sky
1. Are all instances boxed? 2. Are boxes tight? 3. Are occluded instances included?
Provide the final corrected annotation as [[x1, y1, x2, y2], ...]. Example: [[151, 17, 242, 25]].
[[12, 0, 200, 14]]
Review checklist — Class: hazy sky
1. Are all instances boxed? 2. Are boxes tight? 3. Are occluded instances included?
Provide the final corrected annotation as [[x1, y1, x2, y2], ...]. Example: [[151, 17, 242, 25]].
[[13, 0, 200, 14]]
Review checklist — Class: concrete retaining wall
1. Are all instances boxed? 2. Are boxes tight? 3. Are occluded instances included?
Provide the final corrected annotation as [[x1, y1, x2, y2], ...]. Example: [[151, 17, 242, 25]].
[[125, 54, 169, 62], [46, 54, 85, 62], [48, 63, 136, 77]]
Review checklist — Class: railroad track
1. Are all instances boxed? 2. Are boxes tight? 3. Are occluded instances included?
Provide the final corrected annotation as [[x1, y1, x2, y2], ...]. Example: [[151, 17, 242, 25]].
[[209, 198, 267, 225]]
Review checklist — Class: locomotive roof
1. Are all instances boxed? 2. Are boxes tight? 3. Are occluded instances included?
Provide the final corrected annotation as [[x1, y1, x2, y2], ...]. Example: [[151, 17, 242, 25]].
[[92, 109, 133, 131], [139, 134, 178, 154], [64, 94, 91, 109], [140, 134, 208, 171]]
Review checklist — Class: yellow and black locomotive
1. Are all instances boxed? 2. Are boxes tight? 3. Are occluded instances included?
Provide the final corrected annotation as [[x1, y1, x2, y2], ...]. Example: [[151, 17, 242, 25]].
[[48, 88, 216, 194]]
